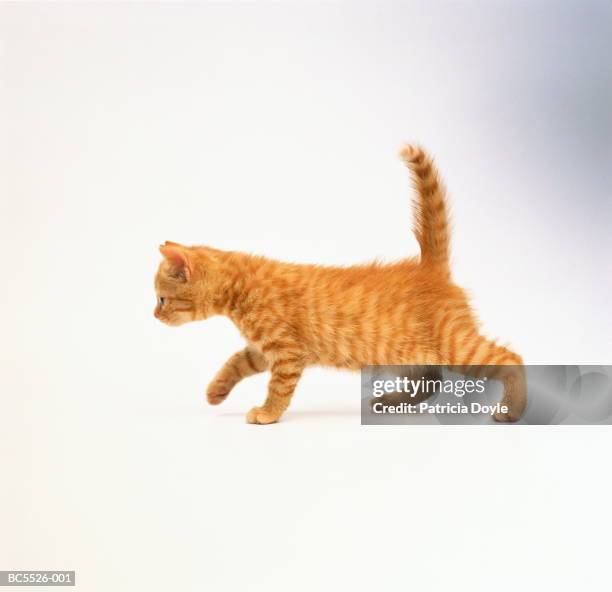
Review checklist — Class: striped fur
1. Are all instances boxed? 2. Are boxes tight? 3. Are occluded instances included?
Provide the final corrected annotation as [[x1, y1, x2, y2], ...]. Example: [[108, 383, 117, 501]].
[[154, 145, 526, 423], [402, 145, 450, 271]]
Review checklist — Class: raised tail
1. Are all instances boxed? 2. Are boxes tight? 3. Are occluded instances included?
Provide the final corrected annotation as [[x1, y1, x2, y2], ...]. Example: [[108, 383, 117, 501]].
[[400, 144, 450, 271]]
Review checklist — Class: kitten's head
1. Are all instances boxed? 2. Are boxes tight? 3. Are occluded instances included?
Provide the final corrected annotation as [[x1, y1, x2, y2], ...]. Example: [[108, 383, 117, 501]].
[[154, 241, 221, 326]]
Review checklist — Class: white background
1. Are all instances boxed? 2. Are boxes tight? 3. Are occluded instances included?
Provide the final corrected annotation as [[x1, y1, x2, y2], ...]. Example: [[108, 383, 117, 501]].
[[1, 2, 611, 591]]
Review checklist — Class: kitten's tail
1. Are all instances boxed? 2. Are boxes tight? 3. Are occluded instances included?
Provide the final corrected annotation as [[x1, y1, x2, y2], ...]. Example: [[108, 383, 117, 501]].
[[400, 144, 450, 271]]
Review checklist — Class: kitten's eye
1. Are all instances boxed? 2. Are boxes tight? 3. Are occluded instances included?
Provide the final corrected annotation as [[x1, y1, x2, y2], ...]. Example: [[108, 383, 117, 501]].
[[159, 296, 165, 306]]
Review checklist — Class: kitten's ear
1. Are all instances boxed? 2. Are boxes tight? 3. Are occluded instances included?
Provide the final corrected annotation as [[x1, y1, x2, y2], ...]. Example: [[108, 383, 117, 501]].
[[159, 243, 193, 280]]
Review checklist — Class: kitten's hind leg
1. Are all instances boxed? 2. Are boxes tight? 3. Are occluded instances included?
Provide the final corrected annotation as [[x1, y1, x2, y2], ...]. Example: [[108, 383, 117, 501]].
[[206, 346, 268, 405], [482, 362, 526, 422], [448, 333, 526, 422], [247, 356, 304, 424]]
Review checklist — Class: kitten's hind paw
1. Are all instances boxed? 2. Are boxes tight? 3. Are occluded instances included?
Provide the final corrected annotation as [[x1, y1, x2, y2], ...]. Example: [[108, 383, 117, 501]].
[[246, 406, 280, 425], [493, 410, 520, 423]]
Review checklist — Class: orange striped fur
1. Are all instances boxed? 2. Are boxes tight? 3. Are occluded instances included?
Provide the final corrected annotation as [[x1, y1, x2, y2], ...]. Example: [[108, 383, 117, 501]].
[[154, 145, 526, 424]]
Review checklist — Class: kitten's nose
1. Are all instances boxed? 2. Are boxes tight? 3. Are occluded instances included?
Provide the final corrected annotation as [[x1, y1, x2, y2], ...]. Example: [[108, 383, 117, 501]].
[[154, 308, 160, 319]]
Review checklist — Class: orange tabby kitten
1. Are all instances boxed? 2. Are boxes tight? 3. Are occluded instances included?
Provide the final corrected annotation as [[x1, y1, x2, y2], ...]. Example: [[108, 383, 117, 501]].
[[154, 145, 526, 424]]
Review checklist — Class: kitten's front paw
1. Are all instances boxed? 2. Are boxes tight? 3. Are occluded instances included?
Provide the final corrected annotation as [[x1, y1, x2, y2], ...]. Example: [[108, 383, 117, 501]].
[[246, 406, 280, 425], [206, 381, 232, 405]]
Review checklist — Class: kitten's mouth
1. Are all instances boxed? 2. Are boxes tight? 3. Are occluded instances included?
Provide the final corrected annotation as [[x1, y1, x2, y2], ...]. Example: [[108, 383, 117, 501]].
[[159, 316, 188, 327], [154, 313, 172, 326]]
